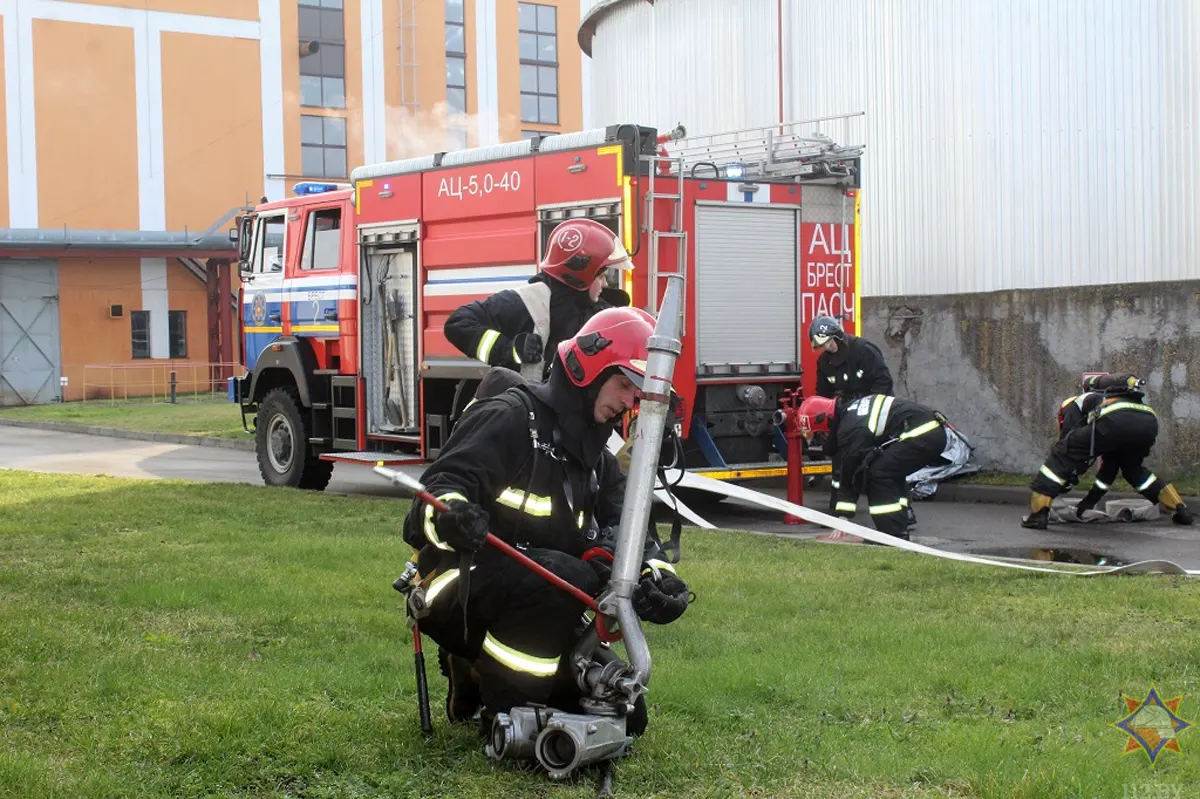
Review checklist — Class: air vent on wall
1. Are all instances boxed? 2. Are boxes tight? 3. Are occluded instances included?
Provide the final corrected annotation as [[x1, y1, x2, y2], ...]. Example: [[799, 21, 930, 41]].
[[109, 304, 124, 318]]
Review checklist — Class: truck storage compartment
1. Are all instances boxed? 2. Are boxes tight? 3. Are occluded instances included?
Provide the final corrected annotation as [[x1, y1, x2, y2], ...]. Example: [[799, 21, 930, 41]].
[[360, 226, 420, 436]]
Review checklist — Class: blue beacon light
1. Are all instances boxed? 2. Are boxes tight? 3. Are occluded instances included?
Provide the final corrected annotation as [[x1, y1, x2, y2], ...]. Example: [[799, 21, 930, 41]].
[[292, 181, 341, 196]]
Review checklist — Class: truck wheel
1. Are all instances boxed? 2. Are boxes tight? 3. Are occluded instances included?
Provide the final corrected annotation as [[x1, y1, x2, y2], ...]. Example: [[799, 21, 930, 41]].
[[255, 387, 334, 491]]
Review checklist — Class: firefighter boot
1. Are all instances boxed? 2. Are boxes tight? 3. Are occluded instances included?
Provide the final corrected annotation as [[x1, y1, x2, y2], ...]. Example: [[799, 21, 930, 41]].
[[1159, 484, 1194, 526], [1021, 493, 1054, 530], [438, 646, 482, 723]]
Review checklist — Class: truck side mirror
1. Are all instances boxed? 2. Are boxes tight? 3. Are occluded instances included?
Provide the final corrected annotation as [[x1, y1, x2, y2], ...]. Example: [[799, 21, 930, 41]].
[[237, 215, 254, 274]]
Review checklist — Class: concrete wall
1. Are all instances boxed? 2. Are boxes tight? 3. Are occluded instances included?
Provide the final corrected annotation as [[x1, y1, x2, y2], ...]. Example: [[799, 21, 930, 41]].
[[862, 281, 1200, 476]]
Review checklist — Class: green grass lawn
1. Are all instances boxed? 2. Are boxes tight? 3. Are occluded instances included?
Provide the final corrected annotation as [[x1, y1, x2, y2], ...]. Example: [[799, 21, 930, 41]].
[[2, 471, 1198, 798], [0, 398, 247, 440]]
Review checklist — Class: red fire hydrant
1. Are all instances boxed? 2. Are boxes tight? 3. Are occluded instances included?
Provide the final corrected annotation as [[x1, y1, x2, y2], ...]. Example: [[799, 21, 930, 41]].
[[774, 389, 806, 525]]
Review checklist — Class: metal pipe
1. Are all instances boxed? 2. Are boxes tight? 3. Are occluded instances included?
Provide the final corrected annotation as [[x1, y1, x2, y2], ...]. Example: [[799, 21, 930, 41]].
[[598, 273, 686, 689], [0, 227, 236, 252], [777, 0, 785, 128]]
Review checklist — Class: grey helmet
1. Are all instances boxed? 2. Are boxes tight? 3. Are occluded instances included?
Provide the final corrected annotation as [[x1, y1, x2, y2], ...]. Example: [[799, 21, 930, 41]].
[[808, 315, 846, 349]]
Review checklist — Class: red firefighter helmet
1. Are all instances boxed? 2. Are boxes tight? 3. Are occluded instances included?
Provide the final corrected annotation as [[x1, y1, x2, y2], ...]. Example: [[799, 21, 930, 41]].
[[558, 307, 655, 388], [797, 395, 836, 437], [539, 218, 633, 291]]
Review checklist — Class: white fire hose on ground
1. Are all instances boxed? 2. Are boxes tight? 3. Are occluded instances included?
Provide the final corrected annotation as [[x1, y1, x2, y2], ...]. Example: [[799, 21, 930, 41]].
[[653, 468, 1198, 577]]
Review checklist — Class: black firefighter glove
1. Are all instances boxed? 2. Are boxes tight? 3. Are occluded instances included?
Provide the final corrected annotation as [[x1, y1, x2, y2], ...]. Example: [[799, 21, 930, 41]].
[[513, 332, 544, 364], [433, 500, 490, 553], [633, 572, 690, 625], [1075, 487, 1106, 518]]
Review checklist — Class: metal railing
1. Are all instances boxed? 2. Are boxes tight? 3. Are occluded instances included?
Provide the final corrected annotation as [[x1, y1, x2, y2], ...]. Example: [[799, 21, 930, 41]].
[[73, 362, 245, 404], [661, 112, 866, 182]]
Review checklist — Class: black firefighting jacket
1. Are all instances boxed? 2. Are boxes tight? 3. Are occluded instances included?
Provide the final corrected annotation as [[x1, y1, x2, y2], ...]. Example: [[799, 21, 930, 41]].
[[1057, 390, 1155, 438], [444, 274, 619, 380], [824, 394, 941, 506], [402, 379, 675, 579], [815, 334, 894, 400]]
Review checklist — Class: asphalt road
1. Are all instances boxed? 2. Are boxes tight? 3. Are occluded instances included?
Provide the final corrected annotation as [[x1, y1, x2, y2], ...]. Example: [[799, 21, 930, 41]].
[[2, 426, 1197, 571]]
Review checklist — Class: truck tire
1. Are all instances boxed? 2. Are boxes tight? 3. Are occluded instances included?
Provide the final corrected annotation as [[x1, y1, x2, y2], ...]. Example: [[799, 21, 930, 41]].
[[255, 386, 334, 491]]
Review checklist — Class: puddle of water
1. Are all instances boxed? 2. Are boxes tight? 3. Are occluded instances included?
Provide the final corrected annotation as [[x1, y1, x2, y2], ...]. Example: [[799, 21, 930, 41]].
[[973, 547, 1128, 567]]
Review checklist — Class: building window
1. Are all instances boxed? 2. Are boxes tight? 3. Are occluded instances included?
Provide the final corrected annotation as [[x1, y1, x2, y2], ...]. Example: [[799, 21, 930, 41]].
[[168, 311, 188, 359], [301, 208, 342, 270], [299, 0, 346, 109], [131, 311, 150, 359], [301, 115, 347, 178], [445, 0, 466, 116], [521, 130, 546, 141], [518, 3, 557, 125]]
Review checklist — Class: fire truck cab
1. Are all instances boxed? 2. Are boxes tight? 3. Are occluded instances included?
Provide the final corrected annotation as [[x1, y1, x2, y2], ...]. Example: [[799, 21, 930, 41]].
[[233, 118, 864, 490]]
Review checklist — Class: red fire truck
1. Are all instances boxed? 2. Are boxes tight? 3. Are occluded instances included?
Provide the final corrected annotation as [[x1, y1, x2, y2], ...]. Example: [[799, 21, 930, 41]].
[[232, 118, 864, 490]]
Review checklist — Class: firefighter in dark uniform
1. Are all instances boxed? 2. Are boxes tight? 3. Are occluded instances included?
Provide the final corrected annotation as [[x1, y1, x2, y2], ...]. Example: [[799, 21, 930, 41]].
[[402, 307, 690, 733], [445, 218, 632, 383], [808, 316, 896, 518], [798, 393, 949, 541], [1023, 373, 1193, 529]]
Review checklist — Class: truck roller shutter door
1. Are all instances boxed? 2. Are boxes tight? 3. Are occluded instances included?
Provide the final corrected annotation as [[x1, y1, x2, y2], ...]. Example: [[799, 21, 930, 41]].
[[694, 205, 798, 371]]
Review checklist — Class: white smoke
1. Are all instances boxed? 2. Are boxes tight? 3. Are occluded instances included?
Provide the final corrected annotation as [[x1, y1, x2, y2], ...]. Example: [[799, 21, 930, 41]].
[[383, 102, 485, 160]]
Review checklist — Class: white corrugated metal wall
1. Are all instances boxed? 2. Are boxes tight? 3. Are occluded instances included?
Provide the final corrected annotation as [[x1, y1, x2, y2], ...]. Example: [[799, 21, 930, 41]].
[[584, 0, 1200, 296]]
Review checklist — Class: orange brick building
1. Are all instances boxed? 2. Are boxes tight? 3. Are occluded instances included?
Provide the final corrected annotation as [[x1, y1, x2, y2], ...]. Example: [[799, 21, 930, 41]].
[[0, 0, 588, 403]]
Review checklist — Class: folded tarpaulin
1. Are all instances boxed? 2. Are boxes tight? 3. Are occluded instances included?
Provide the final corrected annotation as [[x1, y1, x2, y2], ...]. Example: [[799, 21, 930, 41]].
[[907, 425, 982, 499]]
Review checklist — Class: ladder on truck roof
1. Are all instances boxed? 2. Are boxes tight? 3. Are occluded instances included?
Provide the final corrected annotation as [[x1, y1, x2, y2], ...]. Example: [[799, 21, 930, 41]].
[[661, 112, 866, 184]]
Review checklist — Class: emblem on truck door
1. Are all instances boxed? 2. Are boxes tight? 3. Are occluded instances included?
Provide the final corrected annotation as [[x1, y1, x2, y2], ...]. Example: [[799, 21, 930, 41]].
[[252, 292, 267, 325]]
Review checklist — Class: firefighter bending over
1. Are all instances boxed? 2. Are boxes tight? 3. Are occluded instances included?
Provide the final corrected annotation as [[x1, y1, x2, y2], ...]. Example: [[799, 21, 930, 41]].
[[1023, 373, 1193, 529], [445, 218, 633, 383], [402, 307, 691, 735], [799, 393, 952, 541], [808, 315, 895, 516]]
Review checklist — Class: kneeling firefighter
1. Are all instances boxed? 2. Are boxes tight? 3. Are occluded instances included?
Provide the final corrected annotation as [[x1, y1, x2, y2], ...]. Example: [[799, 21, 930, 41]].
[[401, 307, 691, 741], [444, 218, 633, 384], [799, 393, 952, 541], [1024, 373, 1193, 529]]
